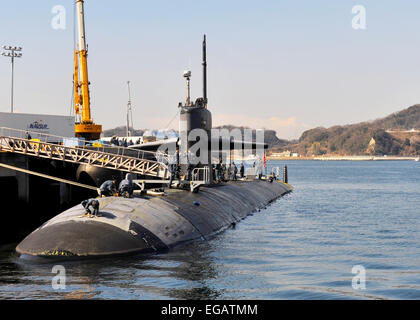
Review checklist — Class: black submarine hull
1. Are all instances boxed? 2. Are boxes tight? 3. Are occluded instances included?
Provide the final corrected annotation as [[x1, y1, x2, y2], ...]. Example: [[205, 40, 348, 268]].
[[16, 180, 292, 259]]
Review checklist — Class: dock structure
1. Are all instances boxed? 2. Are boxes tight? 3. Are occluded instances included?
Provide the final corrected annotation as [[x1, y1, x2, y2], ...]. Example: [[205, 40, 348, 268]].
[[0, 127, 168, 179]]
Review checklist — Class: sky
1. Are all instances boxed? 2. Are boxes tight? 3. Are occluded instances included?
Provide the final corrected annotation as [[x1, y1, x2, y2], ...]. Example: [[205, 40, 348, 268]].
[[1, 0, 420, 139]]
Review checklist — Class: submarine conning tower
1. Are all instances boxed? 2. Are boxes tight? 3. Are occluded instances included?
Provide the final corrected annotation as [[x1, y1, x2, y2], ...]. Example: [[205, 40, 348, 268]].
[[178, 34, 213, 183]]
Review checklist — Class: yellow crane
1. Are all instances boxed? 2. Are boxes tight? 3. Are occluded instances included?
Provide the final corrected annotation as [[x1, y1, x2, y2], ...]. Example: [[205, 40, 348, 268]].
[[73, 0, 102, 140]]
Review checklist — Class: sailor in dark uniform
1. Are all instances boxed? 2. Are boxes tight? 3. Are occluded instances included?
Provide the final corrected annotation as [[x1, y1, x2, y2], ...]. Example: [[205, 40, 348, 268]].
[[215, 160, 222, 182], [168, 149, 179, 188], [81, 198, 100, 217], [187, 162, 195, 181], [118, 173, 134, 198], [240, 163, 245, 178], [98, 179, 117, 197], [232, 162, 238, 181]]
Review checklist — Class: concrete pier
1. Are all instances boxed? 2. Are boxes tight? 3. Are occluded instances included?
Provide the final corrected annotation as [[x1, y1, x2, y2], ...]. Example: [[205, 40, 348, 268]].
[[0, 153, 97, 244]]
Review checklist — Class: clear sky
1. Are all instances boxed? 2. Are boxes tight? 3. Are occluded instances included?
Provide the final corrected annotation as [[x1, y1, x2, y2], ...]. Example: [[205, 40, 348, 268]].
[[1, 0, 420, 139]]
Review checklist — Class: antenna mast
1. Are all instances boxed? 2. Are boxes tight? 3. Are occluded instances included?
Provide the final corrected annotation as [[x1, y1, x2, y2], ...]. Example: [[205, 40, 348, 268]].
[[126, 81, 134, 137], [202, 34, 207, 107]]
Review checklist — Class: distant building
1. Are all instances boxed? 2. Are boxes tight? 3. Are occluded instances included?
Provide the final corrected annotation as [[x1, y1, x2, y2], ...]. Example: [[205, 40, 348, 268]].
[[143, 129, 178, 140], [269, 150, 299, 158]]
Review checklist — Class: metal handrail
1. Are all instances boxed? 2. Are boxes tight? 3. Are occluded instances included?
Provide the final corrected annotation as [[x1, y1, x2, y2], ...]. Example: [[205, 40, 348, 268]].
[[0, 126, 157, 161], [0, 135, 168, 178], [192, 166, 210, 184]]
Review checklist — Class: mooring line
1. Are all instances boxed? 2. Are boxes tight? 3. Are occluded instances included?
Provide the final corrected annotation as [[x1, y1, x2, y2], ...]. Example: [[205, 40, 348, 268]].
[[0, 162, 97, 191]]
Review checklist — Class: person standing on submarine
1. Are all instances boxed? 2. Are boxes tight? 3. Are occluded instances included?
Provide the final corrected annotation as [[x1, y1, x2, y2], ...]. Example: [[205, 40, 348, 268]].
[[240, 163, 245, 178], [215, 159, 222, 183], [186, 156, 195, 181], [168, 148, 179, 188], [98, 179, 117, 197], [227, 163, 232, 180], [232, 162, 238, 181]]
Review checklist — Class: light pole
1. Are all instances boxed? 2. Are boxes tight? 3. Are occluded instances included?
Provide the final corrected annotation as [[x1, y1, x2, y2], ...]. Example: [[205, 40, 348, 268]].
[[1, 45, 23, 113]]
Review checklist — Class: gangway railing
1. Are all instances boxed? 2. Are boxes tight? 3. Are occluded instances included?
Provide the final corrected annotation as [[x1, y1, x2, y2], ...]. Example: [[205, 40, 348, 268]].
[[0, 127, 168, 178], [190, 166, 210, 192], [0, 127, 156, 160]]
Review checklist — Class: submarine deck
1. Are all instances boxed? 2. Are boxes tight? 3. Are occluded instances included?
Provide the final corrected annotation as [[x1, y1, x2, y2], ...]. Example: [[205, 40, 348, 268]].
[[16, 180, 292, 259]]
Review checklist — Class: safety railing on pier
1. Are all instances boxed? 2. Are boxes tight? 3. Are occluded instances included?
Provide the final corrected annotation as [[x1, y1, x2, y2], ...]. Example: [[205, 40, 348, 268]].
[[0, 127, 168, 178]]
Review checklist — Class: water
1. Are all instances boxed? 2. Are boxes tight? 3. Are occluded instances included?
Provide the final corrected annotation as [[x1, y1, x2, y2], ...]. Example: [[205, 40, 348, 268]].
[[0, 160, 419, 300]]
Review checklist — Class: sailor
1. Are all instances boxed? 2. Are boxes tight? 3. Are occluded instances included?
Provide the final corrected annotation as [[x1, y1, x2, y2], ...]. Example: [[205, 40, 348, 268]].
[[98, 179, 117, 197], [271, 168, 277, 180], [187, 162, 195, 181], [221, 163, 227, 181], [240, 163, 245, 178], [215, 159, 222, 182], [168, 149, 179, 188], [118, 173, 134, 198], [232, 162, 238, 181], [256, 161, 263, 180], [81, 198, 100, 217], [23, 131, 32, 148]]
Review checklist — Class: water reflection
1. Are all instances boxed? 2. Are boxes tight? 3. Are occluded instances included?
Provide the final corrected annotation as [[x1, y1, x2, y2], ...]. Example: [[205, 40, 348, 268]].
[[1, 238, 223, 299]]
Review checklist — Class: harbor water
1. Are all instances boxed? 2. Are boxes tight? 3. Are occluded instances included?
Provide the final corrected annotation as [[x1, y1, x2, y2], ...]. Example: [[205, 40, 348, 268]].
[[0, 160, 419, 299]]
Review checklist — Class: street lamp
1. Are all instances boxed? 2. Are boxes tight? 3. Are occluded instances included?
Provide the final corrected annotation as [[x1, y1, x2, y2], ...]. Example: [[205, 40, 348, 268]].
[[1, 45, 23, 113]]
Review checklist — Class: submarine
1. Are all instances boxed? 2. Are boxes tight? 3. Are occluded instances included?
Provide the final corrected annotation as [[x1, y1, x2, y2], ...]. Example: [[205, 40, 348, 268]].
[[16, 35, 292, 259]]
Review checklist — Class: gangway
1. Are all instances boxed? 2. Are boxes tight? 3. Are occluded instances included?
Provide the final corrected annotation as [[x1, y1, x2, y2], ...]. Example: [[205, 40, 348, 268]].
[[0, 127, 167, 178], [133, 166, 209, 193]]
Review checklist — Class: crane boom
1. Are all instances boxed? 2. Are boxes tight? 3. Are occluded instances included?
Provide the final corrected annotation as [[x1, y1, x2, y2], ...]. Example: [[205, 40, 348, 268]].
[[74, 0, 102, 140]]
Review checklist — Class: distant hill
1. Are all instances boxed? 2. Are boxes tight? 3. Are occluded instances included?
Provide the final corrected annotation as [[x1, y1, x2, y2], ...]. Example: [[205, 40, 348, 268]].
[[283, 105, 420, 156], [374, 105, 420, 130], [102, 126, 144, 137]]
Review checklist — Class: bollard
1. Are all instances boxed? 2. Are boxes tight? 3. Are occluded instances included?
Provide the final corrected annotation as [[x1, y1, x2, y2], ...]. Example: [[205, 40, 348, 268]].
[[283, 165, 288, 184]]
